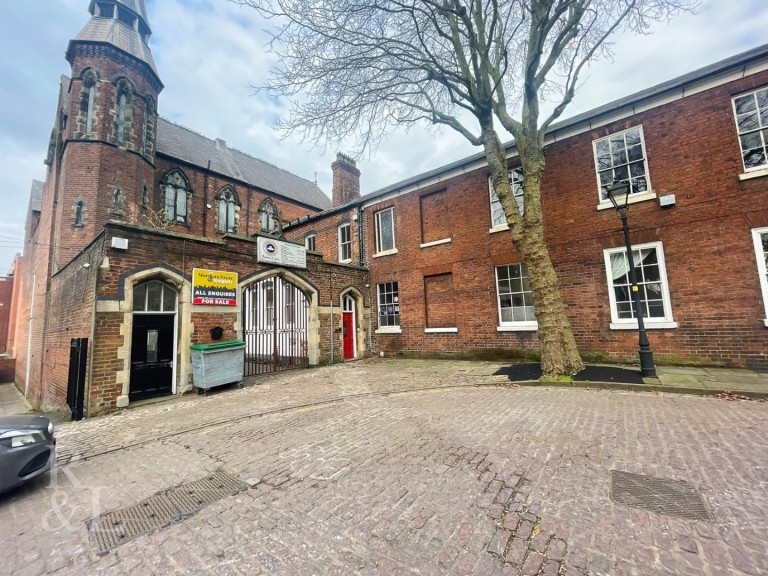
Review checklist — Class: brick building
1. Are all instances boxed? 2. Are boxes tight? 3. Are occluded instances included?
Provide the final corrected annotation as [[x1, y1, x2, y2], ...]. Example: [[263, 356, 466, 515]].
[[9, 0, 370, 416], [10, 1, 768, 417], [285, 45, 768, 372]]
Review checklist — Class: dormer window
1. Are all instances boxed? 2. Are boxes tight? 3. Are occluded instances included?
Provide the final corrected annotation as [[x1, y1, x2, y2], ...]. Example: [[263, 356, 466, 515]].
[[116, 5, 137, 29]]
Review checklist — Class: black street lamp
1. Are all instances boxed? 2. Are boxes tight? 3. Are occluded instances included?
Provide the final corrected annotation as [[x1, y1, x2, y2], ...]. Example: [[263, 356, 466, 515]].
[[604, 180, 657, 378]]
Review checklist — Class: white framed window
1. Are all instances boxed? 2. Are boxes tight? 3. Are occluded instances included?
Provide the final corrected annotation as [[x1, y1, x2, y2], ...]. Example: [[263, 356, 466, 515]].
[[489, 167, 524, 227], [495, 264, 537, 331], [338, 223, 351, 262], [752, 227, 768, 326], [603, 241, 676, 329], [593, 126, 652, 206], [733, 87, 768, 173], [374, 207, 396, 254], [376, 281, 400, 331], [305, 233, 316, 251]]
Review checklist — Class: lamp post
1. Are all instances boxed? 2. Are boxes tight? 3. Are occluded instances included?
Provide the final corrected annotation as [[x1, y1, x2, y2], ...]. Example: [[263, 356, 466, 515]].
[[604, 180, 657, 378]]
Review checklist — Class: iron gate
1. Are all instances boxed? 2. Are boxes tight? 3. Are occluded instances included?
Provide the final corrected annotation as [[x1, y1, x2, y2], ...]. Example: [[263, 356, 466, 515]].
[[243, 276, 309, 376], [67, 337, 88, 421]]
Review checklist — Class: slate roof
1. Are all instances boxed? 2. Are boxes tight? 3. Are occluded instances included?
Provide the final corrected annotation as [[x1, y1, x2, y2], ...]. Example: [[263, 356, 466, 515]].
[[70, 1, 158, 78], [156, 118, 331, 210], [30, 180, 44, 212]]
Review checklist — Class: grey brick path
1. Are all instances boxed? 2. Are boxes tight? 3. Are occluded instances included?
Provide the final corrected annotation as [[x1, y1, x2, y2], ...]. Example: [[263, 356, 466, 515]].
[[1, 359, 766, 575]]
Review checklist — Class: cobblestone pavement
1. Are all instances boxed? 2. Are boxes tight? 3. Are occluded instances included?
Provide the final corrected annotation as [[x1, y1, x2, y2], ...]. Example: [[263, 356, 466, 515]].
[[1, 359, 767, 576]]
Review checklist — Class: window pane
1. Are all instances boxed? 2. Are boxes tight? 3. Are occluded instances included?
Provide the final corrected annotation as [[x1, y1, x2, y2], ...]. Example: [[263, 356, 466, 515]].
[[496, 264, 535, 325], [147, 282, 162, 311], [735, 94, 756, 114], [378, 210, 394, 251], [163, 285, 176, 311], [738, 111, 759, 132], [176, 190, 187, 222], [133, 284, 147, 311]]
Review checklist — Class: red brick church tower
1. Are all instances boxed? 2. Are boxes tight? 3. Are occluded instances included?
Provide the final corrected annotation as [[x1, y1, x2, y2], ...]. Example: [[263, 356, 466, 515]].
[[51, 0, 163, 270]]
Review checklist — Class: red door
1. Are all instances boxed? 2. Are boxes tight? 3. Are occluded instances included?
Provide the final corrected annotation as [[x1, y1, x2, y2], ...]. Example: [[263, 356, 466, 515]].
[[343, 312, 354, 359]]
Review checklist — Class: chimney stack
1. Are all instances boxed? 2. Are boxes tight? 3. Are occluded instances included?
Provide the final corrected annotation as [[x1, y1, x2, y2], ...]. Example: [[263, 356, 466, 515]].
[[331, 153, 360, 207]]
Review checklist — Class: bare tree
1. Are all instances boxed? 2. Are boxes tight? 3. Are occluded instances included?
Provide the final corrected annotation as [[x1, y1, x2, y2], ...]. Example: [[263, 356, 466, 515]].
[[233, 0, 696, 376]]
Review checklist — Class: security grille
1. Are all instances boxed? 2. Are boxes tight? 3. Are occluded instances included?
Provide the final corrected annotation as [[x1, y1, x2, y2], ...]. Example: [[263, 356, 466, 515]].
[[243, 276, 309, 376], [87, 469, 248, 554], [610, 470, 711, 520]]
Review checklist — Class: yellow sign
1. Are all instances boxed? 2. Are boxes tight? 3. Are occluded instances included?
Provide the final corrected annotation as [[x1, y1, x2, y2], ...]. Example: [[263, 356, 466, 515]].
[[192, 268, 238, 306]]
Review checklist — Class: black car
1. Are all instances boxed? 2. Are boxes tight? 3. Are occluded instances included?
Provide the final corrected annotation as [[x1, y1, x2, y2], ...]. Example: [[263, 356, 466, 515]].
[[0, 415, 56, 494]]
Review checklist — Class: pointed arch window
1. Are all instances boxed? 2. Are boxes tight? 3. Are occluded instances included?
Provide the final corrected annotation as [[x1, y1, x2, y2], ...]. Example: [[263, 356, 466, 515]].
[[259, 198, 278, 233], [114, 78, 133, 145], [162, 170, 191, 224], [216, 186, 239, 233], [133, 280, 177, 313], [143, 97, 155, 156], [82, 69, 98, 136]]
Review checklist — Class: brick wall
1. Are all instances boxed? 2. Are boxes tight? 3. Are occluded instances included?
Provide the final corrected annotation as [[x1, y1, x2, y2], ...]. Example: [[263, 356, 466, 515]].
[[362, 69, 768, 368], [0, 276, 13, 353]]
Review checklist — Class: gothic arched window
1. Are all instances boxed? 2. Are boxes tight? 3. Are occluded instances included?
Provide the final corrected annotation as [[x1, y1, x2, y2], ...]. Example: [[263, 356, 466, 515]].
[[81, 69, 98, 136], [216, 186, 239, 233], [162, 169, 191, 224], [114, 78, 133, 144], [142, 97, 155, 156], [259, 198, 278, 233]]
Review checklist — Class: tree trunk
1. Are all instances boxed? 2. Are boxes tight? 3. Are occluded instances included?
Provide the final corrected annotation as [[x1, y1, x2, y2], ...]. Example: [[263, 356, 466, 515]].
[[483, 126, 584, 377]]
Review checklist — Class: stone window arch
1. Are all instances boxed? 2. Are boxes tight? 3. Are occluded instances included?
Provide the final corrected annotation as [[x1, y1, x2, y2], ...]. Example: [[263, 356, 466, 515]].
[[259, 198, 278, 233], [114, 78, 134, 145], [142, 96, 155, 157], [81, 68, 99, 137], [161, 169, 191, 224], [73, 198, 87, 227], [110, 187, 125, 216], [216, 186, 239, 233]]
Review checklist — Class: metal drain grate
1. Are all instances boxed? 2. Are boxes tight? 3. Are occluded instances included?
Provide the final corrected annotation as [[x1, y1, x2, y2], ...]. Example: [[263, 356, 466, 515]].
[[610, 470, 711, 521], [88, 469, 248, 554]]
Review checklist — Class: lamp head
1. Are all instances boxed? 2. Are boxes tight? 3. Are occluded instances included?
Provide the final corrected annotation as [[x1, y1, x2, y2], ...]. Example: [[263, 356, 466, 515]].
[[604, 179, 630, 211]]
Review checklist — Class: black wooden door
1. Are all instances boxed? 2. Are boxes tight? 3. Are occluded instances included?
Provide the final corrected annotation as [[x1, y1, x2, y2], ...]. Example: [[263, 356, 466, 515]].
[[129, 315, 174, 401]]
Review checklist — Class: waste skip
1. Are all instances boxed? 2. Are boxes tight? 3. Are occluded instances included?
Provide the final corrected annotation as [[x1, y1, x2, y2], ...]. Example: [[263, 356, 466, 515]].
[[190, 340, 245, 393]]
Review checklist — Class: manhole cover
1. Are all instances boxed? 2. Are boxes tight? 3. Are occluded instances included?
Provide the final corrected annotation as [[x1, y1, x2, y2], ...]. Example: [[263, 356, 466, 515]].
[[610, 470, 711, 520], [88, 469, 248, 554]]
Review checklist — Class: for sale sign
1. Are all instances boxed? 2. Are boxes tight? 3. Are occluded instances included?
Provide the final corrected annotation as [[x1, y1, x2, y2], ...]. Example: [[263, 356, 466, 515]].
[[192, 268, 238, 306]]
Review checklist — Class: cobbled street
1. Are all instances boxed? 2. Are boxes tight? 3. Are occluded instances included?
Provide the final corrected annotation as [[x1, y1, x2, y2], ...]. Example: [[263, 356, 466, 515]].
[[1, 359, 767, 576]]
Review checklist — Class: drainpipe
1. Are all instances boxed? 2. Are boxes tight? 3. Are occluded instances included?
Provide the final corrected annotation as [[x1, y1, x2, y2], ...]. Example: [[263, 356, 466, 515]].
[[203, 161, 210, 234], [24, 274, 36, 399], [329, 271, 334, 365], [357, 204, 365, 266]]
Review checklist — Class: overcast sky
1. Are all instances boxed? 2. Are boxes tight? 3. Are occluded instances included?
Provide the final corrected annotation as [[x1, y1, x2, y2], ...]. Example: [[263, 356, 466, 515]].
[[0, 0, 766, 274]]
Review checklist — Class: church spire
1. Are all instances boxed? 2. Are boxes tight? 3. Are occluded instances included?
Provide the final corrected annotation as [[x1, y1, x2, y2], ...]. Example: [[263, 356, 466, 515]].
[[66, 0, 161, 88]]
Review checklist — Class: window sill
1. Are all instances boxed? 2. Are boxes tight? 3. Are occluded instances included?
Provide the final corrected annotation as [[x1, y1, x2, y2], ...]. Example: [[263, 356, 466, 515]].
[[610, 321, 678, 330], [739, 167, 768, 181], [339, 258, 352, 264], [596, 192, 656, 211], [763, 319, 768, 328], [375, 327, 402, 334], [373, 248, 398, 258], [489, 224, 509, 234], [497, 323, 538, 332], [420, 238, 452, 248], [424, 327, 458, 333]]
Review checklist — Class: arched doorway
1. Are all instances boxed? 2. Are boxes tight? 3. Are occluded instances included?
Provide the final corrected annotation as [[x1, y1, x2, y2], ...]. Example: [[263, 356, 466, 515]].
[[342, 294, 357, 360], [129, 280, 178, 401], [243, 275, 309, 375]]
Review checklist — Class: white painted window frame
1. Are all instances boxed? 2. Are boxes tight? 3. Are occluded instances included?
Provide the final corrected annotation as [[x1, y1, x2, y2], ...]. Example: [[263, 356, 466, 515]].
[[603, 241, 677, 330], [338, 223, 352, 263], [592, 125, 655, 210], [494, 264, 538, 332], [751, 227, 768, 327], [374, 207, 397, 256], [488, 168, 524, 229], [732, 86, 768, 175]]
